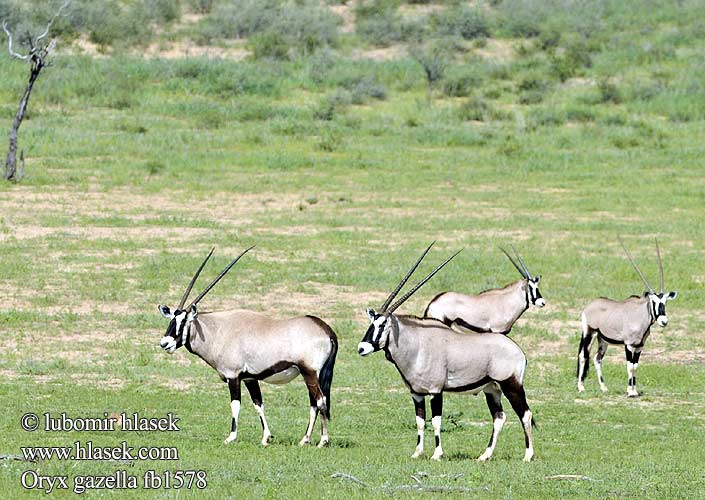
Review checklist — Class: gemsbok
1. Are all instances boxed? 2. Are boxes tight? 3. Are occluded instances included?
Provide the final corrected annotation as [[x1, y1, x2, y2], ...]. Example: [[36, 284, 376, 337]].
[[157, 247, 338, 447], [577, 240, 677, 397], [424, 245, 545, 334], [358, 242, 536, 462]]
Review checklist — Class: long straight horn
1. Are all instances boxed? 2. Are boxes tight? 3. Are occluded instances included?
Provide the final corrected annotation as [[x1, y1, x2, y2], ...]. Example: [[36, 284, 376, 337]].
[[500, 247, 527, 279], [511, 244, 532, 279], [380, 241, 435, 312], [388, 249, 463, 313], [178, 248, 215, 310], [188, 245, 255, 308], [619, 238, 653, 292], [655, 238, 664, 293]]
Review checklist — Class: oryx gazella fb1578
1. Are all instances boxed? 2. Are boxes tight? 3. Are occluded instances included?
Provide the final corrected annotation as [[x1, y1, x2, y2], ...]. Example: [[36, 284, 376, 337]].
[[577, 240, 677, 397], [358, 242, 536, 462], [424, 245, 544, 334], [158, 247, 338, 447]]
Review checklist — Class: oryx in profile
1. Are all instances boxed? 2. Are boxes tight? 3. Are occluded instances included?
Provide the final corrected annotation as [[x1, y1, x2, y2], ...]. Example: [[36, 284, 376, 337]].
[[358, 242, 536, 462], [424, 245, 545, 334], [577, 240, 677, 397], [158, 247, 338, 447]]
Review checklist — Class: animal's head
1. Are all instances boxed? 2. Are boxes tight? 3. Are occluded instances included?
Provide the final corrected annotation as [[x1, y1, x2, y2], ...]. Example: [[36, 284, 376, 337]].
[[621, 238, 676, 328], [501, 245, 545, 308], [358, 308, 392, 356], [158, 304, 198, 353], [647, 291, 677, 327], [157, 246, 254, 354], [358, 241, 462, 357]]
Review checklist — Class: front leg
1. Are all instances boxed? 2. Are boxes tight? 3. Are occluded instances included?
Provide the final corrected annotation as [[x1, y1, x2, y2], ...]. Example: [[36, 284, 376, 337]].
[[430, 393, 444, 461], [224, 378, 241, 444], [411, 393, 425, 458], [244, 380, 272, 446], [625, 346, 642, 397]]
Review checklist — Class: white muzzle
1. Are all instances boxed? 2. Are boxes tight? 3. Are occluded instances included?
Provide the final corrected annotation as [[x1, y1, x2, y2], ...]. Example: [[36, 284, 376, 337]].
[[657, 316, 668, 327], [535, 298, 546, 308], [358, 342, 374, 356], [160, 336, 178, 354]]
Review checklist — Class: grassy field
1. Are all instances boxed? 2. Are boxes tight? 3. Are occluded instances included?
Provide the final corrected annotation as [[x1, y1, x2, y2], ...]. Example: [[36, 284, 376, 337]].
[[2, 1, 705, 498]]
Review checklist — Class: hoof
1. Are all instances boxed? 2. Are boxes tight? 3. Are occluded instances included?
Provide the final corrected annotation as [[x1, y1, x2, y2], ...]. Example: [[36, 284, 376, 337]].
[[299, 437, 311, 446], [600, 385, 609, 393], [577, 385, 585, 393], [224, 433, 237, 445], [431, 452, 444, 461], [477, 452, 492, 462], [411, 450, 423, 459], [261, 434, 273, 446], [317, 438, 330, 448]]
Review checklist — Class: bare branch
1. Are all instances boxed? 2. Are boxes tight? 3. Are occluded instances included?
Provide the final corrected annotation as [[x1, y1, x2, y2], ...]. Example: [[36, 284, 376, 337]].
[[34, 0, 70, 46], [2, 21, 30, 60]]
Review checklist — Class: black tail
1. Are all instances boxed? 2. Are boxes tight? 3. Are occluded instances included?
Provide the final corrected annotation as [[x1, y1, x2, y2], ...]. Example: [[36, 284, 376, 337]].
[[307, 316, 338, 421], [531, 416, 537, 429], [319, 334, 337, 420], [577, 336, 589, 379]]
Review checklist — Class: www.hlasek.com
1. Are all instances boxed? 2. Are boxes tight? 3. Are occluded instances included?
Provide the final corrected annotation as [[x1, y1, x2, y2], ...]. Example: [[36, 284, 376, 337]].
[[19, 412, 207, 494]]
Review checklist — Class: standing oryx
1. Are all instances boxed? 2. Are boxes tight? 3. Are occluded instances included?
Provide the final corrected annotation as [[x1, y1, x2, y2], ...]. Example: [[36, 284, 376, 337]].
[[157, 247, 338, 447], [577, 240, 677, 397], [358, 242, 536, 462], [424, 246, 544, 334]]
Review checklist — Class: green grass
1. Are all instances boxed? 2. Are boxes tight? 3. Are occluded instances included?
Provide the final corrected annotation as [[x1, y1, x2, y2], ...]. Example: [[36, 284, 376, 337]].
[[2, 1, 705, 498]]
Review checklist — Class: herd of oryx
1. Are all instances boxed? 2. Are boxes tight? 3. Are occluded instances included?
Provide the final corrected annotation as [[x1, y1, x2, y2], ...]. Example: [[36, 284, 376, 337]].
[[157, 239, 677, 462]]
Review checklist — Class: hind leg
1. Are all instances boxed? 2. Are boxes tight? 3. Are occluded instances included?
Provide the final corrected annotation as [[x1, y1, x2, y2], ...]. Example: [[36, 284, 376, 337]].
[[477, 385, 506, 462], [244, 380, 272, 445], [499, 377, 534, 462], [577, 314, 595, 392], [594, 338, 609, 393], [300, 369, 328, 447], [430, 393, 444, 460]]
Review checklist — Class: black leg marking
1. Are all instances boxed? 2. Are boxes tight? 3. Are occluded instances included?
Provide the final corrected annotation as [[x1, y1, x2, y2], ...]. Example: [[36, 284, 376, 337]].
[[499, 377, 534, 456], [244, 380, 266, 430], [227, 379, 241, 439], [484, 390, 503, 448], [430, 393, 443, 452]]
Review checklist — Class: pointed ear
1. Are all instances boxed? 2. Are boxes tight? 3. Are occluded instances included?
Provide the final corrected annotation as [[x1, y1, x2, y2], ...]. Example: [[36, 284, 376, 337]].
[[187, 304, 198, 322], [158, 305, 173, 319], [534, 275, 541, 284], [667, 291, 678, 300], [367, 308, 376, 322]]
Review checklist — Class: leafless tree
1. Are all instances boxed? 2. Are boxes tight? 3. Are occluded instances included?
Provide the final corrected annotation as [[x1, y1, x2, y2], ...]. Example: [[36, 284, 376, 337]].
[[2, 0, 69, 181]]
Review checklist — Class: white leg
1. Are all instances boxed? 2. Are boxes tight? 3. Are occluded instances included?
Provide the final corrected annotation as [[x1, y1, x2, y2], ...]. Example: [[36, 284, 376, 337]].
[[299, 406, 317, 446], [253, 404, 272, 446], [224, 399, 241, 444], [431, 415, 443, 460], [412, 415, 425, 458], [522, 411, 534, 462], [478, 411, 506, 462]]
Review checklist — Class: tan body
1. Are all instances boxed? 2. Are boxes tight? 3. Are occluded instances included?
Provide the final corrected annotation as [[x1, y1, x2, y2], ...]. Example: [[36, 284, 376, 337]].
[[189, 310, 334, 384], [425, 280, 530, 334], [387, 316, 527, 394], [581, 297, 652, 346]]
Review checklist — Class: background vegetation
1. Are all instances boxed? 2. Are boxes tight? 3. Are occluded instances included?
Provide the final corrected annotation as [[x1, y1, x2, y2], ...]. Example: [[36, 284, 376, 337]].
[[1, 0, 704, 498]]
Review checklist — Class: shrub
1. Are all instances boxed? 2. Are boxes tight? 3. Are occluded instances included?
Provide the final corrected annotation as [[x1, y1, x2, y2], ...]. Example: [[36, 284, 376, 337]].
[[434, 6, 490, 40], [349, 77, 387, 104], [314, 90, 351, 121], [356, 10, 401, 46], [457, 96, 488, 121], [597, 79, 622, 104], [248, 31, 289, 60], [441, 65, 483, 97]]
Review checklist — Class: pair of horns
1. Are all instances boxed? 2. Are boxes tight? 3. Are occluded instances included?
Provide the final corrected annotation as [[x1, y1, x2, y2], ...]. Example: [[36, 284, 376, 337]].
[[177, 245, 255, 310], [619, 237, 665, 294], [501, 245, 532, 279], [380, 241, 462, 314]]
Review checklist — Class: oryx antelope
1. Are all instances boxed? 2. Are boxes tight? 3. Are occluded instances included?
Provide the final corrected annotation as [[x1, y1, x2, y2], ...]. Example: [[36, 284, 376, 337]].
[[424, 246, 545, 334], [577, 240, 677, 397], [358, 242, 536, 462], [158, 247, 338, 447]]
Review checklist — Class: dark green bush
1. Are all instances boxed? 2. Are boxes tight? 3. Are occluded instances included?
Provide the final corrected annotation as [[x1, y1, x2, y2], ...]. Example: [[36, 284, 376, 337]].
[[598, 79, 622, 104], [457, 96, 489, 121], [441, 65, 483, 97], [434, 6, 490, 40], [248, 31, 289, 60]]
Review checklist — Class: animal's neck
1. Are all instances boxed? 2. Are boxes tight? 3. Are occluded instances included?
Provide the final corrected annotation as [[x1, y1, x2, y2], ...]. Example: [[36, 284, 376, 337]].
[[383, 316, 419, 377], [511, 279, 530, 318]]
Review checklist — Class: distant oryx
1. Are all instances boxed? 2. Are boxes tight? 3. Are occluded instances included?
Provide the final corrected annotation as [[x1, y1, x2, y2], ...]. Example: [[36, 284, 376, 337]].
[[158, 247, 338, 447], [358, 242, 536, 462], [577, 240, 677, 397], [424, 245, 545, 334]]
